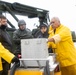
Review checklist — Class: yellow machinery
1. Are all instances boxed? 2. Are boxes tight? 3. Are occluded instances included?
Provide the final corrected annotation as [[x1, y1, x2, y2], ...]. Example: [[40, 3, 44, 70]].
[[14, 68, 61, 75]]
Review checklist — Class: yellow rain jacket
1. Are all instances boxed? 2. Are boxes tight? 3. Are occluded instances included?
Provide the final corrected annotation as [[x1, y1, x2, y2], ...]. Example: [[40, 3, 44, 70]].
[[48, 24, 76, 67], [0, 43, 15, 71]]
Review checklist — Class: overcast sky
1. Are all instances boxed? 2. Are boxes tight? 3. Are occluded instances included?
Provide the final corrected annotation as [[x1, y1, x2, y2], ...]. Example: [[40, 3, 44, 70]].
[[2, 0, 76, 32]]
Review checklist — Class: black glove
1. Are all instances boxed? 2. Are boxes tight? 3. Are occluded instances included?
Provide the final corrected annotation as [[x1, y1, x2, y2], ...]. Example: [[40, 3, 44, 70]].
[[11, 56, 20, 63]]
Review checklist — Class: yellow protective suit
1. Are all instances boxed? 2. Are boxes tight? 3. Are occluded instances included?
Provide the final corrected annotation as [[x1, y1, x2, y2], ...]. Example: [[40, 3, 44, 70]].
[[0, 43, 15, 71], [48, 24, 76, 67]]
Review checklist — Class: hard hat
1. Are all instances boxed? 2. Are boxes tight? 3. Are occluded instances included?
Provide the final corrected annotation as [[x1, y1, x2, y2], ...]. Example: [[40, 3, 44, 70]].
[[18, 20, 26, 26]]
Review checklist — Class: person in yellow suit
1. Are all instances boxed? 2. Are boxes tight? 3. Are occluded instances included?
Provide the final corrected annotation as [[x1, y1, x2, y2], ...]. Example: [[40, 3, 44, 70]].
[[47, 17, 76, 75], [0, 43, 19, 74]]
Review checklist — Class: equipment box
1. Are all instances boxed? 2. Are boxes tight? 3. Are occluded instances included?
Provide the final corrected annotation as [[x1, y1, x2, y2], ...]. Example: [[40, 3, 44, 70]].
[[21, 38, 49, 67]]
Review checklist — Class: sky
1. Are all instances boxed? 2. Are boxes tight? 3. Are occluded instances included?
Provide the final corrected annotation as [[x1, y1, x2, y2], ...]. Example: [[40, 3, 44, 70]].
[[1, 0, 76, 32]]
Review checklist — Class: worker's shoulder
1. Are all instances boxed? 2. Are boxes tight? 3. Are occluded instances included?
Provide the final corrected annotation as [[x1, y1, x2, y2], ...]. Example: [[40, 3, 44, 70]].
[[26, 28, 32, 33], [61, 24, 70, 30]]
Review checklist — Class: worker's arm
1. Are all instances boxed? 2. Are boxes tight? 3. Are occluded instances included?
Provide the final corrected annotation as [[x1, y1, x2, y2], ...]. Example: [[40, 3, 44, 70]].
[[0, 43, 19, 63], [48, 27, 71, 44]]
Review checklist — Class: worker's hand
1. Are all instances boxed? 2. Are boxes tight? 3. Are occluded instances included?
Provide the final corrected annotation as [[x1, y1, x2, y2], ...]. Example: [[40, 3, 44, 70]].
[[47, 38, 55, 43], [11, 56, 20, 63], [18, 54, 21, 58]]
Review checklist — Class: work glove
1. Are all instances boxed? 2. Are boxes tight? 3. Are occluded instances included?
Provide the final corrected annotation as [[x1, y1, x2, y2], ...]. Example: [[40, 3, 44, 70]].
[[11, 56, 20, 63], [11, 56, 20, 73]]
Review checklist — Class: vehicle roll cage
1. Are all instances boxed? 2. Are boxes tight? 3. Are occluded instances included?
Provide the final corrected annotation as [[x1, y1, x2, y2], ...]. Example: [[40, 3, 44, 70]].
[[0, 1, 50, 29]]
